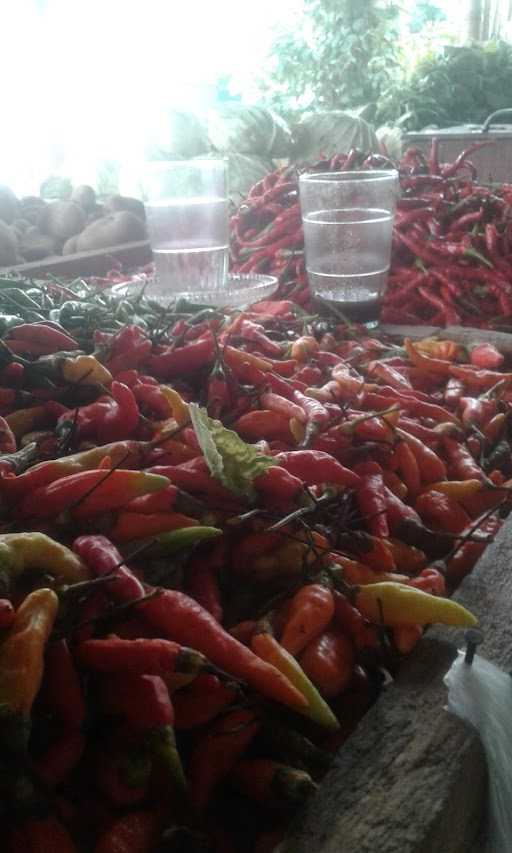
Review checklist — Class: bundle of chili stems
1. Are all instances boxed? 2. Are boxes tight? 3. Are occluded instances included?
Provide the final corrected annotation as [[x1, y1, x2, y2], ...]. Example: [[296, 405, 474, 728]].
[[230, 140, 512, 328]]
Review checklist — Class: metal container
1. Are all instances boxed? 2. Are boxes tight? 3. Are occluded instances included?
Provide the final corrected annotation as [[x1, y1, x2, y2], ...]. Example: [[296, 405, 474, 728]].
[[404, 109, 512, 184]]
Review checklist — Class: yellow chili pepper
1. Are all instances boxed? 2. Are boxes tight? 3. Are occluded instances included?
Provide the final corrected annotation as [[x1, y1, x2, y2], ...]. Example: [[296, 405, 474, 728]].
[[404, 338, 452, 377], [355, 582, 477, 627], [160, 386, 190, 426], [0, 532, 90, 590], [422, 479, 482, 500], [251, 624, 339, 731], [289, 417, 306, 444], [61, 354, 113, 386], [414, 338, 461, 362], [0, 588, 58, 749]]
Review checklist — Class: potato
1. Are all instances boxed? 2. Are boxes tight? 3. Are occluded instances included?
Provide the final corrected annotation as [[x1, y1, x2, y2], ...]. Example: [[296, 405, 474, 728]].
[[0, 186, 20, 224], [75, 211, 146, 252], [62, 235, 79, 255], [71, 184, 97, 213], [104, 194, 146, 222], [0, 221, 19, 266], [38, 201, 86, 242], [12, 218, 31, 235], [20, 196, 47, 225], [19, 227, 57, 261]]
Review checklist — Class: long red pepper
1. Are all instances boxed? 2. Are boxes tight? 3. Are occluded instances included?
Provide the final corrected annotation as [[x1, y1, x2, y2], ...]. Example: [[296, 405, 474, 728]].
[[73, 536, 308, 711], [354, 461, 389, 538]]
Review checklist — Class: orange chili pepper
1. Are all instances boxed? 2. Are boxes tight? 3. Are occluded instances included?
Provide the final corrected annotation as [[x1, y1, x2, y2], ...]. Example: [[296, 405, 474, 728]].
[[280, 584, 335, 656]]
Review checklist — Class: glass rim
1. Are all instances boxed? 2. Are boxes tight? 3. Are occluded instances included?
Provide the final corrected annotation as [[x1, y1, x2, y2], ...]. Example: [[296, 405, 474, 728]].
[[299, 169, 398, 184]]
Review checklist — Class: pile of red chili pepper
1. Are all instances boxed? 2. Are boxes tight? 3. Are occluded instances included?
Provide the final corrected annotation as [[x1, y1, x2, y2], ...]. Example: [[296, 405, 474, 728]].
[[0, 298, 511, 853], [230, 141, 512, 328]]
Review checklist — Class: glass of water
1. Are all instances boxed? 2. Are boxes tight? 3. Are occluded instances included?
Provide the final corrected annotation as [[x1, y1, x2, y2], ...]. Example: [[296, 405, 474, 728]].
[[144, 159, 229, 303], [299, 170, 399, 322]]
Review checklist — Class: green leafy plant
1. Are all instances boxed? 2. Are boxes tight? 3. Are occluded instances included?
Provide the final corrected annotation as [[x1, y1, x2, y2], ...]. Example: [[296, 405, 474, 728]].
[[258, 0, 400, 121], [376, 41, 512, 131]]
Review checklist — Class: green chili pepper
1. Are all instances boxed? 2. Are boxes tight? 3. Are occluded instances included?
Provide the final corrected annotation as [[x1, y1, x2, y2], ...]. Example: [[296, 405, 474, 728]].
[[137, 527, 223, 558]]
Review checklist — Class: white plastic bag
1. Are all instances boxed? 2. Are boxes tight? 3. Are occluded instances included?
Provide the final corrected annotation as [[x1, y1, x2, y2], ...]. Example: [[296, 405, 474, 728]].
[[444, 651, 512, 853]]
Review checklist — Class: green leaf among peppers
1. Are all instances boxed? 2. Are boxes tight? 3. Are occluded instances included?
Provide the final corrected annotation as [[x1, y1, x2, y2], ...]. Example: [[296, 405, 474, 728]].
[[189, 404, 275, 499]]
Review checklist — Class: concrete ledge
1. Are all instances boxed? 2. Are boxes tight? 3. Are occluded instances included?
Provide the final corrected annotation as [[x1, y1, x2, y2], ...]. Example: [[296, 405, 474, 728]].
[[284, 517, 512, 852]]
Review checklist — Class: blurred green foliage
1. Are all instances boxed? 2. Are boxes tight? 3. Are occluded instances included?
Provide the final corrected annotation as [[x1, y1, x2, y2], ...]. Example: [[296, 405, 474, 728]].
[[258, 0, 400, 122], [376, 41, 512, 130]]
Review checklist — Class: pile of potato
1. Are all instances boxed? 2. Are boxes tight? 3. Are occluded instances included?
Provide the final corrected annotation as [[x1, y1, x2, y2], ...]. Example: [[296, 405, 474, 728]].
[[0, 185, 147, 267]]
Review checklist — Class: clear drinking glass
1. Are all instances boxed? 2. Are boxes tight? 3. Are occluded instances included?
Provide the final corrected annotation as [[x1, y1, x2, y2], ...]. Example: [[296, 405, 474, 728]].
[[144, 159, 229, 303], [299, 170, 399, 321]]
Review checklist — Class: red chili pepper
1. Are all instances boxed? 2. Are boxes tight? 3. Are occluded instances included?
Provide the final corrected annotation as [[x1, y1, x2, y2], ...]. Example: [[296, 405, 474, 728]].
[[147, 462, 240, 507], [172, 674, 235, 730], [354, 461, 389, 538], [73, 535, 146, 601], [35, 730, 85, 789], [383, 486, 423, 533], [449, 364, 512, 391], [415, 490, 471, 534], [76, 636, 208, 676], [298, 630, 354, 698], [41, 639, 86, 728], [186, 551, 224, 624], [275, 450, 361, 488], [233, 409, 293, 442], [280, 584, 335, 656], [147, 334, 215, 380], [75, 534, 307, 710], [333, 592, 375, 648], [6, 322, 79, 351], [391, 441, 421, 499], [93, 810, 159, 853], [295, 364, 323, 385], [446, 514, 502, 585], [395, 428, 447, 483], [238, 320, 284, 358], [470, 343, 504, 370], [441, 141, 494, 177], [109, 510, 197, 543], [260, 391, 307, 423], [407, 567, 446, 596], [442, 435, 489, 482], [444, 377, 465, 407], [459, 396, 496, 429], [253, 464, 303, 506], [8, 816, 79, 853], [0, 598, 15, 630], [15, 468, 168, 521], [188, 707, 261, 811], [142, 589, 308, 711]]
